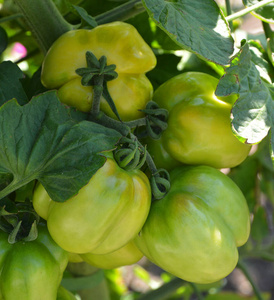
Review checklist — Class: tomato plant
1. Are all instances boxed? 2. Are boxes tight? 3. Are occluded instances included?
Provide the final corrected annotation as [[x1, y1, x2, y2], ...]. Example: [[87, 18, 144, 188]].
[[0, 0, 273, 299]]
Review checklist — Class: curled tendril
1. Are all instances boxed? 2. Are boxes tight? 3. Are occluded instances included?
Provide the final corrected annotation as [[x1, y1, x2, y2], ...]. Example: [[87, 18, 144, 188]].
[[150, 168, 170, 200], [114, 136, 147, 171], [140, 101, 169, 139]]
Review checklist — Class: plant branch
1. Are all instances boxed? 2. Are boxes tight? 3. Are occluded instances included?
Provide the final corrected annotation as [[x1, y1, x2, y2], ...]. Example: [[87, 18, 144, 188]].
[[95, 0, 144, 25], [262, 21, 274, 40], [0, 176, 36, 201], [226, 0, 274, 22], [13, 0, 73, 54], [0, 13, 23, 24], [237, 260, 264, 300], [137, 277, 185, 300], [225, 0, 233, 31], [189, 283, 204, 300]]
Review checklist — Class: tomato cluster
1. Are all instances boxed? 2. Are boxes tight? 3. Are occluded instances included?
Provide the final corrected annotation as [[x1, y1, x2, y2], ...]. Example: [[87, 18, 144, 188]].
[[39, 21, 251, 281], [1, 21, 252, 299]]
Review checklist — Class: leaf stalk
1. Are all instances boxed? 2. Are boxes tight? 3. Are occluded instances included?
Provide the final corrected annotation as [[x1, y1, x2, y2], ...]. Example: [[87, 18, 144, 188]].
[[226, 0, 274, 22]]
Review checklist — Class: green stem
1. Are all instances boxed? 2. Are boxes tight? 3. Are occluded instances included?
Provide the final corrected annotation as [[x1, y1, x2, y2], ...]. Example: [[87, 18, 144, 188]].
[[226, 0, 274, 22], [144, 146, 158, 175], [0, 13, 23, 24], [92, 76, 104, 114], [124, 117, 147, 128], [262, 21, 274, 40], [13, 0, 73, 54], [89, 111, 130, 136], [0, 176, 36, 201], [137, 277, 185, 300], [225, 0, 233, 31], [189, 283, 204, 300], [95, 0, 144, 25], [237, 260, 264, 300]]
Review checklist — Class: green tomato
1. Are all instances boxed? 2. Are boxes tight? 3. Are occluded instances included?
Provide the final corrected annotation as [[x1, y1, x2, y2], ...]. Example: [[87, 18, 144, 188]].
[[142, 136, 181, 172], [68, 252, 83, 263], [153, 72, 251, 169], [135, 165, 250, 284], [0, 223, 68, 300], [41, 21, 156, 121], [57, 286, 77, 300], [33, 154, 151, 255], [81, 240, 143, 269]]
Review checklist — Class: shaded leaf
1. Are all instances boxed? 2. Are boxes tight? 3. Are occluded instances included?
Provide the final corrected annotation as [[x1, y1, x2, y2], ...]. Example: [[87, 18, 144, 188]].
[[73, 5, 97, 29], [0, 26, 8, 55], [216, 42, 273, 147], [251, 206, 269, 242], [142, 0, 234, 65], [0, 61, 28, 106], [0, 91, 121, 202], [248, 40, 274, 83]]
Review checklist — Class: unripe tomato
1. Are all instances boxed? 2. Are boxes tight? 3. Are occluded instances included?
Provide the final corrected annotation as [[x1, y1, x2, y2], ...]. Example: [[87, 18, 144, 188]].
[[81, 240, 143, 269], [33, 153, 151, 255], [41, 22, 156, 121], [135, 165, 250, 284], [0, 224, 68, 300], [153, 72, 251, 169]]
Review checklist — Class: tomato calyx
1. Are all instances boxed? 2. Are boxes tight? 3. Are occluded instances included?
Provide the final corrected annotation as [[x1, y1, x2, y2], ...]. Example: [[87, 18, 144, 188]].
[[75, 51, 118, 86], [76, 51, 121, 119]]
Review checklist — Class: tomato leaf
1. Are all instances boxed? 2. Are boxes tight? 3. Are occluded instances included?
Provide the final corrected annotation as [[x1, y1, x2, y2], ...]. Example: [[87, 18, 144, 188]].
[[0, 26, 8, 55], [251, 206, 269, 242], [0, 91, 121, 202], [0, 61, 29, 106], [72, 5, 98, 29], [142, 0, 234, 65], [248, 40, 274, 83], [215, 42, 273, 152]]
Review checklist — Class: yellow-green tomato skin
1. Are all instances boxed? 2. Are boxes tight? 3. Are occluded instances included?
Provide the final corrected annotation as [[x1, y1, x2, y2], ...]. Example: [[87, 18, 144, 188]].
[[81, 240, 143, 269], [33, 156, 151, 255], [0, 224, 68, 300], [68, 252, 83, 263], [135, 165, 250, 284], [142, 136, 182, 172], [153, 72, 251, 169], [57, 286, 77, 300], [41, 22, 156, 120]]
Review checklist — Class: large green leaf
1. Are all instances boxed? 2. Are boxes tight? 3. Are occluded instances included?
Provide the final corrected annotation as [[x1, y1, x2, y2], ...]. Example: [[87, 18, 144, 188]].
[[142, 0, 234, 65], [0, 61, 28, 106], [0, 91, 121, 202], [0, 26, 8, 55], [215, 42, 273, 157]]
